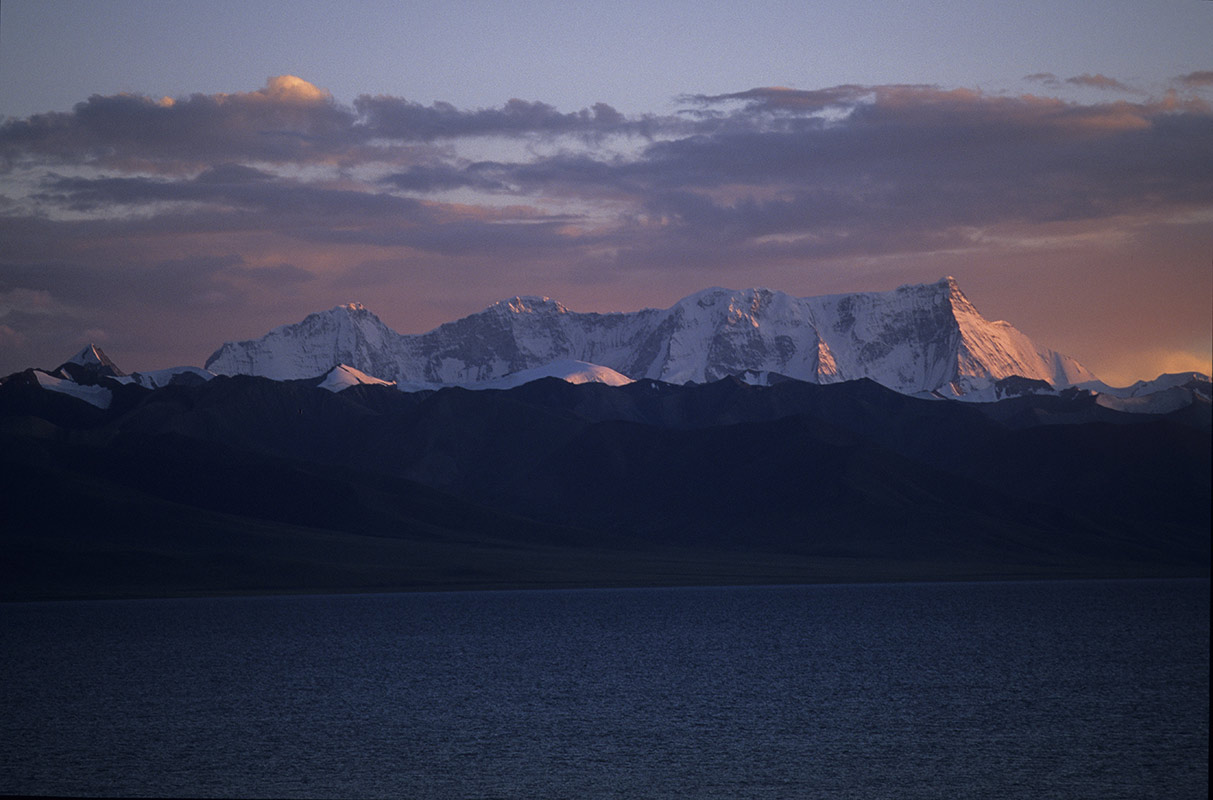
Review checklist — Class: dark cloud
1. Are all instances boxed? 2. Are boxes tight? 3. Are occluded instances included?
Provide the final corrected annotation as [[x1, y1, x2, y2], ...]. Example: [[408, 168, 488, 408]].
[[194, 163, 276, 184], [1065, 73, 1132, 91], [0, 77, 361, 170], [380, 163, 509, 193], [353, 96, 651, 141], [0, 77, 662, 174], [35, 172, 433, 222], [1177, 70, 1213, 87], [292, 216, 589, 255], [545, 87, 1213, 249], [1024, 73, 1060, 87]]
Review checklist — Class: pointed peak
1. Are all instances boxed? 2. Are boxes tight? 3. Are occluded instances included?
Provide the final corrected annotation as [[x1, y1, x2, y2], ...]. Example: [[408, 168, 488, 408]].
[[68, 343, 107, 365], [331, 302, 371, 315], [939, 276, 979, 311], [62, 343, 125, 377], [897, 276, 973, 309]]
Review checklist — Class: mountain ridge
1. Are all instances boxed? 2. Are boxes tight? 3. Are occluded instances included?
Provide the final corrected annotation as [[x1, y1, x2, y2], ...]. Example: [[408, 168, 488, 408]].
[[204, 278, 1097, 398]]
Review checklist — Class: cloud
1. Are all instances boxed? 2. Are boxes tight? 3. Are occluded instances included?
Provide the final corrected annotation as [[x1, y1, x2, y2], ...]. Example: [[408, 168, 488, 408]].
[[34, 171, 435, 225], [380, 163, 509, 193], [1065, 73, 1133, 92], [1024, 73, 1060, 87], [12, 81, 1213, 258], [259, 75, 333, 104], [353, 96, 650, 142], [194, 163, 276, 184], [678, 85, 873, 115], [0, 76, 359, 171], [584, 87, 1213, 248], [1177, 70, 1213, 88], [9, 80, 1211, 269], [0, 77, 668, 176]]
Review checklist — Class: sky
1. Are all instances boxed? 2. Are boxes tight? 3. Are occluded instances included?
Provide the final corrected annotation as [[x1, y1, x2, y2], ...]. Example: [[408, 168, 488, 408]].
[[1, 0, 1210, 385]]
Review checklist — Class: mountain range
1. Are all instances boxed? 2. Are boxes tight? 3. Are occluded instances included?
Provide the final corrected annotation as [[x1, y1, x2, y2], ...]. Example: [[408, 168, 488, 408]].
[[203, 278, 1098, 399], [1, 279, 1208, 600]]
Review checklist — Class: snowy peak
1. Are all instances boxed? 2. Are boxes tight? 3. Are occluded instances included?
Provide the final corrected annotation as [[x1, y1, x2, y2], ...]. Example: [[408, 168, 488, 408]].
[[472, 359, 633, 391], [59, 343, 125, 378], [492, 296, 570, 315], [205, 303, 405, 381], [658, 287, 821, 383], [1081, 371, 1211, 398], [934, 281, 1097, 394], [674, 287, 799, 326], [317, 363, 396, 393]]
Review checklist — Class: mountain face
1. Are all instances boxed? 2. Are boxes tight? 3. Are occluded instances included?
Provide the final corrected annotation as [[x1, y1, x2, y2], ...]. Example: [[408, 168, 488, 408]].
[[204, 278, 1096, 397]]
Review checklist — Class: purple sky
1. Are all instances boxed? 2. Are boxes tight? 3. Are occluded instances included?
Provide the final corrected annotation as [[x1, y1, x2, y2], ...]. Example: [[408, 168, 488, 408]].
[[1, 0, 1210, 384]]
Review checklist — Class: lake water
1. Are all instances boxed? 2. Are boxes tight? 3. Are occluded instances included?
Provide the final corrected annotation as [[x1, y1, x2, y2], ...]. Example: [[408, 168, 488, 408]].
[[1, 579, 1207, 799]]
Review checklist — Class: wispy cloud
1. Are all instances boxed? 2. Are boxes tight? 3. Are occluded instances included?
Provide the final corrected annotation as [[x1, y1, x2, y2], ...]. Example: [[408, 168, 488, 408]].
[[1065, 73, 1133, 91], [1176, 70, 1213, 88]]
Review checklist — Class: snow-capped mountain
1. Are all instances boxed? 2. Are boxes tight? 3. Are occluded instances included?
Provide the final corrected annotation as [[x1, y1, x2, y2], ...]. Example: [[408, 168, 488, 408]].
[[56, 343, 126, 381], [205, 278, 1095, 397], [205, 303, 403, 382]]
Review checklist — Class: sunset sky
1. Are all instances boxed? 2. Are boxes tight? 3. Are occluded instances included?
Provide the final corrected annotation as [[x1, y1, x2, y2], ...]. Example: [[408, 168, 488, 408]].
[[1, 0, 1210, 385]]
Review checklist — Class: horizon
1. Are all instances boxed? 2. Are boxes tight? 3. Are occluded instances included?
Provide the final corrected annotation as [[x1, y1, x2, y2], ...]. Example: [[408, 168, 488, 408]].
[[1, 1, 1211, 385]]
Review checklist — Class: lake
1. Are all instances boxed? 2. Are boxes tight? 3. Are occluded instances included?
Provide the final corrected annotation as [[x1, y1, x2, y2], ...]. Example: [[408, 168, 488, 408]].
[[1, 579, 1207, 799]]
